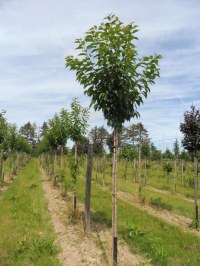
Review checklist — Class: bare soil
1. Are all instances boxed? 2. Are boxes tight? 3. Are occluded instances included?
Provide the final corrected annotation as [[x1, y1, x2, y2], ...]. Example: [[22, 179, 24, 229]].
[[40, 168, 147, 266]]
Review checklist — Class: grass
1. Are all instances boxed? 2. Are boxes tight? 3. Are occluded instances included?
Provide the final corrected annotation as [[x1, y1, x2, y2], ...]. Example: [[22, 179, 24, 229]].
[[0, 159, 60, 266], [74, 175, 200, 266], [43, 154, 200, 265], [77, 158, 197, 220]]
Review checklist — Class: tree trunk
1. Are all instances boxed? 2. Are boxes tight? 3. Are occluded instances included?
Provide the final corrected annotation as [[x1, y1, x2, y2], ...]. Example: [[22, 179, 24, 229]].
[[194, 155, 198, 229], [84, 143, 93, 235], [51, 153, 54, 179], [124, 158, 128, 179], [9, 154, 12, 179], [174, 159, 177, 192], [144, 158, 147, 184], [181, 159, 184, 185], [1, 159, 5, 184], [13, 152, 17, 176], [132, 158, 136, 183], [74, 142, 77, 210], [95, 156, 98, 181], [138, 130, 142, 193], [112, 128, 118, 266], [0, 152, 4, 185], [60, 147, 63, 192], [102, 155, 105, 186], [53, 153, 57, 186]]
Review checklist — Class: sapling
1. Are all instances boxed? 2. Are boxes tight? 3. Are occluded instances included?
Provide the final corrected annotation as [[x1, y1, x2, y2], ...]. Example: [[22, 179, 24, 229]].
[[180, 105, 200, 229], [66, 14, 161, 265], [163, 162, 173, 184]]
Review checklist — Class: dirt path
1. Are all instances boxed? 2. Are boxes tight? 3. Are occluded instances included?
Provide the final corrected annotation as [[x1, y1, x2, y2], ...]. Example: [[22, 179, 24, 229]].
[[41, 168, 147, 266]]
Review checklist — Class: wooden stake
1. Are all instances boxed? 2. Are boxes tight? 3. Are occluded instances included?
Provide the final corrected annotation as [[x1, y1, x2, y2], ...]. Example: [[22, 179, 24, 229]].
[[112, 129, 118, 266], [84, 144, 93, 235], [194, 156, 198, 229]]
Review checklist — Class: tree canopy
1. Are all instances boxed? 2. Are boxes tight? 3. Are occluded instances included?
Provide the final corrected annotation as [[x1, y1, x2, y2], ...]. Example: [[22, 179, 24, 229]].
[[66, 14, 161, 130], [180, 105, 200, 155]]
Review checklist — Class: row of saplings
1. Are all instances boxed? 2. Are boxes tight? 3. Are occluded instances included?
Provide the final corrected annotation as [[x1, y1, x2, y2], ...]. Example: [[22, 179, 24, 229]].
[[39, 144, 94, 236], [0, 151, 30, 186]]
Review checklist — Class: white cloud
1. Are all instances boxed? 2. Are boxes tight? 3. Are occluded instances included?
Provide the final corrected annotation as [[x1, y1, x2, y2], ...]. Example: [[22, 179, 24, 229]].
[[0, 0, 200, 150]]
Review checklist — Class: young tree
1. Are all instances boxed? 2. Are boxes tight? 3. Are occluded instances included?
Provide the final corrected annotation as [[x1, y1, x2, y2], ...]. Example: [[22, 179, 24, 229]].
[[163, 148, 174, 160], [47, 111, 70, 186], [125, 123, 150, 147], [20, 121, 37, 147], [89, 126, 108, 147], [39, 122, 49, 139], [68, 98, 89, 209], [119, 143, 137, 179], [150, 143, 162, 160], [173, 139, 180, 158], [173, 139, 180, 192], [180, 105, 200, 228], [66, 14, 161, 265], [0, 112, 8, 184]]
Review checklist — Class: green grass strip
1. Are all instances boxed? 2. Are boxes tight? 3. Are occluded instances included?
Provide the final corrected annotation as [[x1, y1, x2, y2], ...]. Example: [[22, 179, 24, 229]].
[[0, 159, 60, 266]]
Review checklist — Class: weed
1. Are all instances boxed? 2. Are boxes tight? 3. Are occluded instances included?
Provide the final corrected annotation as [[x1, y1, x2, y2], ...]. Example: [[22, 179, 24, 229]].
[[139, 194, 146, 205], [29, 183, 38, 189], [8, 194, 17, 201], [147, 236, 168, 265], [67, 205, 82, 224], [150, 197, 172, 211], [122, 222, 146, 240], [16, 235, 28, 254], [187, 178, 194, 188], [161, 185, 170, 191], [32, 236, 58, 255], [188, 219, 199, 229], [137, 260, 152, 266]]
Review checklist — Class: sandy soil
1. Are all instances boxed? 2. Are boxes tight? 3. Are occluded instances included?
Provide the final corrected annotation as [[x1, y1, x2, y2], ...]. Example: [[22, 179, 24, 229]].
[[41, 168, 147, 266]]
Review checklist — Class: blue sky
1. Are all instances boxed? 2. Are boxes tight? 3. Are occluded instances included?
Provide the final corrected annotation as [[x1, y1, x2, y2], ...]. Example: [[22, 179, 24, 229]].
[[0, 0, 200, 150]]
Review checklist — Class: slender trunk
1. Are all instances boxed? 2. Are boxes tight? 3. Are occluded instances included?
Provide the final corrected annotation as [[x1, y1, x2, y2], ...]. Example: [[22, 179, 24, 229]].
[[144, 158, 147, 184], [53, 153, 57, 186], [181, 160, 184, 185], [95, 156, 98, 181], [132, 158, 136, 183], [74, 142, 77, 210], [112, 128, 118, 266], [138, 130, 142, 193], [9, 154, 12, 179], [1, 160, 4, 184], [102, 155, 105, 186], [51, 153, 54, 178], [174, 159, 177, 192], [0, 152, 4, 185], [194, 155, 198, 229], [124, 158, 128, 179], [84, 144, 93, 235], [47, 154, 50, 174], [60, 147, 63, 192], [15, 153, 19, 175]]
